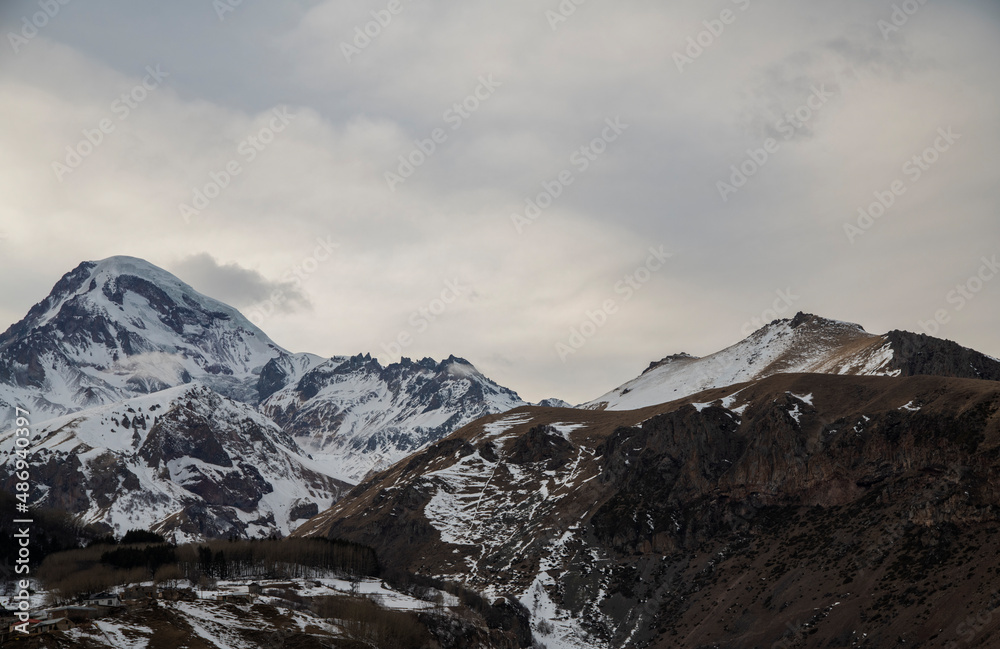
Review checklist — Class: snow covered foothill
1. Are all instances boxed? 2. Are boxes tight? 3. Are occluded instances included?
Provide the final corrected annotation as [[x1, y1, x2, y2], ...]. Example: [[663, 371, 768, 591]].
[[52, 574, 475, 649], [585, 313, 905, 411], [415, 411, 611, 645]]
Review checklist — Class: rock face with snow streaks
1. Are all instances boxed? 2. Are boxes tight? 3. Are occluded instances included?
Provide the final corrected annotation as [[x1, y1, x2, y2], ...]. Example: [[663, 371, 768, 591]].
[[260, 353, 527, 483], [299, 373, 1000, 648], [0, 384, 349, 540]]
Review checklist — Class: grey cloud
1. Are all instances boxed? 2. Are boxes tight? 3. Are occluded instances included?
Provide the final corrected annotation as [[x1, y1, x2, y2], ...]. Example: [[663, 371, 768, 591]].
[[736, 34, 920, 143], [0, 0, 997, 403], [170, 253, 310, 313]]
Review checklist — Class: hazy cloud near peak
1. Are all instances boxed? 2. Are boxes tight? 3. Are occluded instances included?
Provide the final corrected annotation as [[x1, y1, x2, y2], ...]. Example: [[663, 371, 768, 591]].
[[170, 253, 310, 313]]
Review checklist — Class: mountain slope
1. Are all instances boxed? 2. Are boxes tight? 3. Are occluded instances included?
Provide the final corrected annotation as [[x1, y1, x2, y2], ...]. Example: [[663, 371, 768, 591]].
[[297, 373, 1000, 648], [585, 312, 1000, 410], [0, 256, 319, 425], [260, 353, 527, 483], [0, 384, 349, 540]]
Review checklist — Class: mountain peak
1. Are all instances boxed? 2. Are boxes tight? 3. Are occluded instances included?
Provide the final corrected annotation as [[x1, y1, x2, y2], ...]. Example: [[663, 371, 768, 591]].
[[746, 312, 867, 336], [88, 256, 262, 329], [785, 311, 867, 332], [91, 254, 171, 275], [5, 256, 272, 346], [585, 312, 984, 411], [439, 354, 473, 371], [0, 256, 290, 421], [642, 352, 699, 375], [635, 315, 868, 382]]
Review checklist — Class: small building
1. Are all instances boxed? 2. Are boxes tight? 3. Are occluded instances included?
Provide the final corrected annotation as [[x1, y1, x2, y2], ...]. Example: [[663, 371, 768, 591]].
[[44, 606, 100, 623], [216, 593, 252, 604], [123, 585, 157, 600], [9, 619, 41, 635], [159, 587, 196, 602], [85, 593, 122, 608], [35, 617, 74, 633]]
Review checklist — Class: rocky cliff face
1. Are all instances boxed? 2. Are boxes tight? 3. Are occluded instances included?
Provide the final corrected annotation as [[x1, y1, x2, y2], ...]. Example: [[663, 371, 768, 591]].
[[298, 373, 1000, 648], [883, 329, 1000, 381]]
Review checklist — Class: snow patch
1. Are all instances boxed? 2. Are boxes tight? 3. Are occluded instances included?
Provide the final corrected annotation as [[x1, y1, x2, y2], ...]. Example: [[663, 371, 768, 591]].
[[548, 422, 586, 440]]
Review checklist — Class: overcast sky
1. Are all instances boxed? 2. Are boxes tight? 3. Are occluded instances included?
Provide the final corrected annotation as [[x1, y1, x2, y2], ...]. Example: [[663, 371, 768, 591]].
[[1, 0, 998, 404]]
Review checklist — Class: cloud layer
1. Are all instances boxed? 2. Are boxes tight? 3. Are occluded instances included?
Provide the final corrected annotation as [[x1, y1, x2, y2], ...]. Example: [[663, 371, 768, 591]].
[[0, 0, 998, 403]]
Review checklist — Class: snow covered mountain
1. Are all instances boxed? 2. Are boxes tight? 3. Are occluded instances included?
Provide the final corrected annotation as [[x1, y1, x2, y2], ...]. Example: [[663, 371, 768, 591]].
[[0, 256, 530, 537], [0, 256, 320, 426], [0, 256, 528, 485], [260, 353, 527, 483], [585, 312, 1000, 410], [0, 383, 349, 540]]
